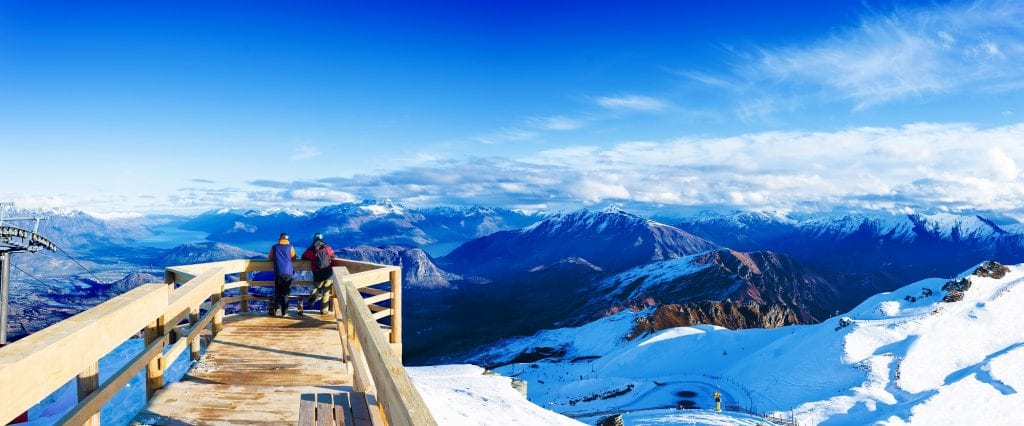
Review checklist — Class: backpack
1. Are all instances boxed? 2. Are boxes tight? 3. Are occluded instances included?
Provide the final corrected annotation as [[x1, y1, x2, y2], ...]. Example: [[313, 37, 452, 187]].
[[314, 244, 332, 271]]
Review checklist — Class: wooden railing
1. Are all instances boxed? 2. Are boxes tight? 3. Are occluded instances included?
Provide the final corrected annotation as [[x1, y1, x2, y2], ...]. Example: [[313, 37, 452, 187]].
[[0, 257, 435, 425]]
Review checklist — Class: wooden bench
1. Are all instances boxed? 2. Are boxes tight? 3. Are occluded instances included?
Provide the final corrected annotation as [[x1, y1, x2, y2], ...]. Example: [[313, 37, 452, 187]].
[[298, 392, 373, 426]]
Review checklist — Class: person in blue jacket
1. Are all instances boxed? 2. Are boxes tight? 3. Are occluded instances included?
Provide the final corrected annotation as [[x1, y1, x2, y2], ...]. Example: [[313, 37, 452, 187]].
[[268, 232, 296, 316]]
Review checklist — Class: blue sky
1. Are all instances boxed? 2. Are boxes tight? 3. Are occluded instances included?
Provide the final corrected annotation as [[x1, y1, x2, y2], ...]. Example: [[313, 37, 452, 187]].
[[2, 1, 1023, 216]]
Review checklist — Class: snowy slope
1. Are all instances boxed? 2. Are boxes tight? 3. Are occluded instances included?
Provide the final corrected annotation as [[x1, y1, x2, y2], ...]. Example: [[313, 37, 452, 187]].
[[481, 261, 1024, 425], [408, 365, 583, 425]]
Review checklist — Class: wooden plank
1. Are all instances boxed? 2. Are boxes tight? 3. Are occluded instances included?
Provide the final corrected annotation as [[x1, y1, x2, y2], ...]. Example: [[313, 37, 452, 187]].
[[76, 362, 100, 426], [145, 318, 165, 399], [223, 281, 246, 291], [59, 336, 166, 425], [350, 391, 373, 426], [316, 393, 333, 426], [371, 309, 393, 321], [240, 282, 250, 313], [166, 266, 227, 320], [188, 309, 201, 361], [334, 393, 354, 426], [136, 313, 352, 424], [0, 283, 168, 424], [390, 270, 401, 346], [364, 393, 386, 426], [358, 287, 388, 297], [334, 277, 436, 426], [165, 267, 196, 281], [212, 287, 225, 335], [333, 259, 386, 272], [247, 259, 313, 272], [332, 298, 348, 366], [347, 269, 394, 290], [249, 280, 314, 288], [362, 292, 391, 306], [298, 393, 316, 426], [168, 259, 248, 275]]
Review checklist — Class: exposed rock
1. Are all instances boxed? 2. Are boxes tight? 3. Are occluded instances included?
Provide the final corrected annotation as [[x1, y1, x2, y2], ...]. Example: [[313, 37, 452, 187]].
[[941, 277, 972, 303], [591, 249, 846, 325], [973, 260, 1010, 279], [597, 414, 624, 426], [509, 346, 567, 364], [627, 301, 800, 340], [835, 316, 854, 331]]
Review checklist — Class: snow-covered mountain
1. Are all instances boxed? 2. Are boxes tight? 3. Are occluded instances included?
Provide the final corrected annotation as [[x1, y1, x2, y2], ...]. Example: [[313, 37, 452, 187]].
[[439, 208, 719, 279], [181, 200, 541, 249], [334, 245, 461, 288], [472, 261, 1024, 425], [149, 242, 262, 266], [676, 210, 1024, 284], [1, 207, 152, 251]]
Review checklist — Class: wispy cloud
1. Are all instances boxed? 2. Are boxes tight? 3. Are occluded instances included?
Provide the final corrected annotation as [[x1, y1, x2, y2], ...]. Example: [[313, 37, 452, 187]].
[[290, 122, 1024, 214], [472, 128, 538, 144], [532, 116, 584, 131], [290, 145, 321, 161], [745, 1, 1024, 110], [595, 95, 669, 111]]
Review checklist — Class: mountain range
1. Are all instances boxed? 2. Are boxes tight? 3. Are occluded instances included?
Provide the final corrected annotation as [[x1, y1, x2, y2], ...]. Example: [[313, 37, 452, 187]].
[[180, 200, 542, 249], [10, 202, 1024, 370], [675, 210, 1024, 283]]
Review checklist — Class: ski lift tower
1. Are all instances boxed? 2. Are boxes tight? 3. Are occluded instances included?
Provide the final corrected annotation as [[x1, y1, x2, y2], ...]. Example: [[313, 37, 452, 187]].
[[0, 202, 57, 345]]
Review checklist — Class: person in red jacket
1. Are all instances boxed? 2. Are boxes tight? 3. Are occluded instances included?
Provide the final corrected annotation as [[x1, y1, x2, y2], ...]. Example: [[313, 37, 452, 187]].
[[301, 232, 336, 315]]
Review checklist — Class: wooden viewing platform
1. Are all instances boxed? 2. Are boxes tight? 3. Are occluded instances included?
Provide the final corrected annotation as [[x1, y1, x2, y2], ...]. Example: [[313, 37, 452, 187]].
[[0, 258, 437, 425]]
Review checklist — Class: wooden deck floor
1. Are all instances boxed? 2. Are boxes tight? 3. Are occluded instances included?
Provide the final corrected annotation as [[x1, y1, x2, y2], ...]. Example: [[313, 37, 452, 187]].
[[133, 311, 352, 425]]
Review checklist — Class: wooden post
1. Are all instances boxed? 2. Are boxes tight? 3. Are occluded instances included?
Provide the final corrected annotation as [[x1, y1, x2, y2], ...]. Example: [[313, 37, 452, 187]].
[[211, 280, 224, 335], [164, 270, 176, 287], [389, 269, 402, 346], [239, 270, 250, 313], [144, 318, 165, 400], [77, 362, 100, 425], [189, 308, 201, 361]]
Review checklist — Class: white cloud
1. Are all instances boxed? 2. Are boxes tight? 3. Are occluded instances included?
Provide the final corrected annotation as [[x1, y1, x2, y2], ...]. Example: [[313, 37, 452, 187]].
[[302, 121, 1024, 215], [569, 179, 631, 204], [986, 147, 1019, 181], [23, 122, 1024, 216], [535, 116, 583, 131], [291, 145, 321, 161], [743, 1, 1024, 109], [286, 188, 357, 203], [595, 95, 669, 111]]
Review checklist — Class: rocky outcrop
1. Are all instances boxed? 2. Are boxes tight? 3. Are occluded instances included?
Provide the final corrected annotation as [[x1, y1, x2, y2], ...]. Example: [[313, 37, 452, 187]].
[[628, 301, 800, 340], [588, 249, 846, 324], [109, 272, 162, 294], [150, 242, 261, 266], [973, 260, 1010, 279], [336, 245, 460, 288]]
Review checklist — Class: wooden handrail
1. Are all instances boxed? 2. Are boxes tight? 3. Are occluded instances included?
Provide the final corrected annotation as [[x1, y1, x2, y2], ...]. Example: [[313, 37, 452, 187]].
[[0, 283, 169, 424], [0, 257, 427, 425], [332, 266, 437, 426]]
